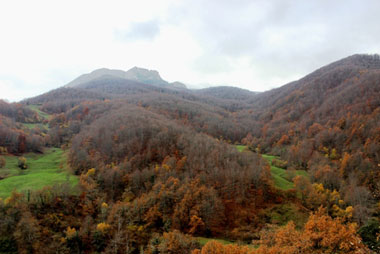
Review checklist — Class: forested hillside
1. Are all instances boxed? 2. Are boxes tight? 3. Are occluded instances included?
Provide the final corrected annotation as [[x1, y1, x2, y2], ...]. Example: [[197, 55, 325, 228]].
[[239, 54, 380, 222], [0, 55, 379, 253]]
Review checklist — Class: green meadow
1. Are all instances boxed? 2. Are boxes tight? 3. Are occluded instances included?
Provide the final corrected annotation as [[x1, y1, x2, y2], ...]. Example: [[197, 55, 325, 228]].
[[27, 104, 50, 120], [0, 148, 78, 199], [261, 154, 308, 190], [23, 104, 50, 130], [236, 145, 308, 190], [235, 145, 247, 152]]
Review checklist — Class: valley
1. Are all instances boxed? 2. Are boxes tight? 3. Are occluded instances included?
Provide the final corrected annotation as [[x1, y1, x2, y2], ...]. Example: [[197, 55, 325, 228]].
[[0, 54, 379, 253]]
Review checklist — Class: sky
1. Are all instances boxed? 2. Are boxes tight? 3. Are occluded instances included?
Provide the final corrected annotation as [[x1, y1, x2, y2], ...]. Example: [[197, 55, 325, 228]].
[[1, 0, 380, 102]]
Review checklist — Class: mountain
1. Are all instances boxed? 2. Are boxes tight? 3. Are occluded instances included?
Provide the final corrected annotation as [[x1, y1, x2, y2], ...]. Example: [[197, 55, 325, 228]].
[[247, 54, 380, 119], [65, 66, 186, 89], [239, 54, 380, 199], [2, 54, 379, 253], [124, 66, 168, 87], [170, 81, 187, 89], [24, 87, 109, 113]]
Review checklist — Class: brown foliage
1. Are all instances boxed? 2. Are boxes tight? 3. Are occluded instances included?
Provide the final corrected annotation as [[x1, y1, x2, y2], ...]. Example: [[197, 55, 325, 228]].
[[153, 230, 200, 254], [254, 207, 368, 254], [195, 241, 251, 254]]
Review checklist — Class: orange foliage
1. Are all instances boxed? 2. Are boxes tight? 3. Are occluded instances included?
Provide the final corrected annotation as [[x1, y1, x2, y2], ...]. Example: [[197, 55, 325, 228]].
[[340, 152, 351, 177], [195, 208, 368, 254], [277, 134, 290, 145], [196, 241, 251, 254], [253, 207, 368, 254]]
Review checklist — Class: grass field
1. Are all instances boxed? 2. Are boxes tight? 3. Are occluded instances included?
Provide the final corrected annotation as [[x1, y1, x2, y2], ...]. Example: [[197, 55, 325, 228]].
[[261, 154, 308, 190], [235, 145, 308, 190], [27, 104, 50, 120], [236, 145, 247, 152], [0, 148, 78, 199], [196, 237, 235, 246], [23, 122, 49, 130], [23, 105, 50, 130]]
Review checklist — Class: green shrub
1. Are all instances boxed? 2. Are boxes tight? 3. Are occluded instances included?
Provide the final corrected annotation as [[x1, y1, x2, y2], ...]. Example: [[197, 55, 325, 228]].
[[358, 219, 380, 252], [272, 158, 288, 169], [18, 157, 27, 169]]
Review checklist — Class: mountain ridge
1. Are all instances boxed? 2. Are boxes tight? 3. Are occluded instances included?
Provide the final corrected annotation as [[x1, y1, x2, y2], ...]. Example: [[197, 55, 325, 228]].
[[65, 66, 187, 89]]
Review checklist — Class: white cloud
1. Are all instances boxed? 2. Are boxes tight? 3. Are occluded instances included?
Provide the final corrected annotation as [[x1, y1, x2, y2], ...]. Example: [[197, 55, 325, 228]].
[[0, 0, 380, 101], [115, 19, 161, 41]]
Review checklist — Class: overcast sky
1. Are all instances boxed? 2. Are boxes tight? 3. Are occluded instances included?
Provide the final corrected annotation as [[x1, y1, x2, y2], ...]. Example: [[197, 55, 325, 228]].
[[1, 0, 380, 102]]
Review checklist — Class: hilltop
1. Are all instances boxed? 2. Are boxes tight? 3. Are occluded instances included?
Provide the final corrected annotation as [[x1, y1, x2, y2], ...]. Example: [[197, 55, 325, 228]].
[[66, 66, 187, 89]]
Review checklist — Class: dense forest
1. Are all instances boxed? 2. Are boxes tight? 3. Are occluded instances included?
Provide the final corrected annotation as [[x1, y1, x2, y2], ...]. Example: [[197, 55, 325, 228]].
[[0, 54, 379, 253]]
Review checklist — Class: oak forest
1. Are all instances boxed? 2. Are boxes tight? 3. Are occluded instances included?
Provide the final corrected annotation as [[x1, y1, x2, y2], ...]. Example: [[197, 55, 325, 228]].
[[0, 54, 379, 253]]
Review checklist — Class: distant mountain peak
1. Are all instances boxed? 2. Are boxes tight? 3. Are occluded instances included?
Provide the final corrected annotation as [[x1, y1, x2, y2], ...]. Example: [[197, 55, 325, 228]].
[[65, 66, 186, 89], [124, 66, 165, 85], [325, 54, 380, 71], [170, 81, 187, 89], [347, 53, 380, 68]]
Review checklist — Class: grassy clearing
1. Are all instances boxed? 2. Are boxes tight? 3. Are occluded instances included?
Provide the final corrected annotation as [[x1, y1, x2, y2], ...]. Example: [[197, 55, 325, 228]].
[[27, 104, 50, 120], [23, 105, 50, 130], [261, 154, 308, 190], [261, 154, 294, 190], [196, 237, 235, 246], [0, 148, 78, 198], [236, 145, 248, 152], [23, 122, 48, 130], [261, 203, 309, 228], [235, 146, 308, 190]]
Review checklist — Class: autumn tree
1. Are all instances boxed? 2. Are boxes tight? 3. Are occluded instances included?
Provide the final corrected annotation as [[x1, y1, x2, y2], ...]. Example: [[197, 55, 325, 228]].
[[194, 240, 251, 254], [151, 230, 200, 254], [254, 207, 368, 254], [0, 156, 5, 168], [13, 211, 41, 254], [18, 134, 26, 154]]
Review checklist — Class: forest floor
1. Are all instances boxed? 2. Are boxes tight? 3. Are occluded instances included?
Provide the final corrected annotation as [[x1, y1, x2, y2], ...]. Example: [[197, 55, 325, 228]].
[[0, 148, 78, 199]]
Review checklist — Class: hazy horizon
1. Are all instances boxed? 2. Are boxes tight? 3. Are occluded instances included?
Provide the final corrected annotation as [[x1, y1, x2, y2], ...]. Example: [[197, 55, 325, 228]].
[[1, 0, 380, 102]]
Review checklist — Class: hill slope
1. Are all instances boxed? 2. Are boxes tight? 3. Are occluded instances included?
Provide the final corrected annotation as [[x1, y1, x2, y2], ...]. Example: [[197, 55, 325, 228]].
[[2, 54, 379, 253], [240, 54, 380, 201]]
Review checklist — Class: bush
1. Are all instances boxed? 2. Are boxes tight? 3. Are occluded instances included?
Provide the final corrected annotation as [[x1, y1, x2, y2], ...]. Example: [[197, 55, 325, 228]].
[[18, 157, 27, 169], [0, 236, 18, 253], [272, 158, 288, 169], [0, 157, 5, 168], [149, 230, 200, 254], [358, 218, 380, 252], [0, 147, 7, 155]]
